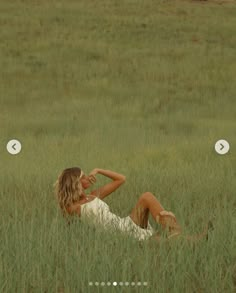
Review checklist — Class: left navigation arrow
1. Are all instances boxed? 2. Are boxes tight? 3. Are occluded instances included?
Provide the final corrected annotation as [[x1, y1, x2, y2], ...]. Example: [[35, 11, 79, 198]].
[[7, 139, 22, 155]]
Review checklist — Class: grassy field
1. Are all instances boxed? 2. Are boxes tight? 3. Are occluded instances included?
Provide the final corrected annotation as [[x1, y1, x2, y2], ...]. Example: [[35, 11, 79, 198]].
[[0, 0, 236, 292]]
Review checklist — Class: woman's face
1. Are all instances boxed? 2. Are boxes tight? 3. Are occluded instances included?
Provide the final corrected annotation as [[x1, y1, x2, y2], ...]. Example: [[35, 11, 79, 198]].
[[80, 174, 91, 190]]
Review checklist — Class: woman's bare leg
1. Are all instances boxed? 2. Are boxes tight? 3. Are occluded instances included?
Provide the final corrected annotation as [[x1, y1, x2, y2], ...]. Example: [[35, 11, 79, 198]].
[[129, 192, 165, 228], [129, 192, 213, 242]]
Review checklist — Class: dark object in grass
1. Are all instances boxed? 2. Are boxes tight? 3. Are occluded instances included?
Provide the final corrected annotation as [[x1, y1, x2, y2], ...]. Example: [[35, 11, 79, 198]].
[[206, 220, 214, 241]]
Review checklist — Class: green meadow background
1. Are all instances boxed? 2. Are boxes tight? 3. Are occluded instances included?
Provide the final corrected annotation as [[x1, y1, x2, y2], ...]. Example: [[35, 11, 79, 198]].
[[0, 0, 236, 292]]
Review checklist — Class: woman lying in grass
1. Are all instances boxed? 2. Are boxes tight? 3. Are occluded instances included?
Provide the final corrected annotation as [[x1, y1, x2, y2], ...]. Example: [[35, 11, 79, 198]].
[[54, 167, 213, 242]]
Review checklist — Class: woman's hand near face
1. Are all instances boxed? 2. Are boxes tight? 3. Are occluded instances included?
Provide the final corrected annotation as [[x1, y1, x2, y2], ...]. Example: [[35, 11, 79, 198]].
[[89, 168, 99, 177], [88, 168, 99, 184], [88, 174, 96, 184]]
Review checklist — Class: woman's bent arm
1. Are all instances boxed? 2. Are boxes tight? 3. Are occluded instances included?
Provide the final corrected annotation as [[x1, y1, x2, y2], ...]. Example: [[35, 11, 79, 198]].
[[96, 169, 126, 181], [90, 168, 126, 199]]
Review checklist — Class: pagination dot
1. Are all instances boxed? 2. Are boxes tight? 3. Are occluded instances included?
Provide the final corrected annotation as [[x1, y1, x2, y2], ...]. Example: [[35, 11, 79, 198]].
[[88, 281, 148, 286]]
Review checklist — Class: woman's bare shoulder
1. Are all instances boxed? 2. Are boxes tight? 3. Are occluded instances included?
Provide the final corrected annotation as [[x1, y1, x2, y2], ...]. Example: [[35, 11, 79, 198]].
[[67, 195, 98, 215], [67, 203, 81, 216]]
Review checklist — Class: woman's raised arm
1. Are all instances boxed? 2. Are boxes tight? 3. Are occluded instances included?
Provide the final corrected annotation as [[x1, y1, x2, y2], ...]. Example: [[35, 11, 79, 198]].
[[89, 168, 126, 199]]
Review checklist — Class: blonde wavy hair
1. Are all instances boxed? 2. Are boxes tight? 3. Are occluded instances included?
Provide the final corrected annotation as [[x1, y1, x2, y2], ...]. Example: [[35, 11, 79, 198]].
[[54, 167, 83, 215]]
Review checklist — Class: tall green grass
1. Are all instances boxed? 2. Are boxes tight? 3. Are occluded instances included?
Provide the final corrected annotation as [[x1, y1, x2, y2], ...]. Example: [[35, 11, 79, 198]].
[[0, 0, 235, 292]]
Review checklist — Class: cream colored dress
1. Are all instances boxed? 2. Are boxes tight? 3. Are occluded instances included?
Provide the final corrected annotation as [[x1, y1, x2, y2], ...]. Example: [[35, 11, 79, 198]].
[[80, 197, 154, 241]]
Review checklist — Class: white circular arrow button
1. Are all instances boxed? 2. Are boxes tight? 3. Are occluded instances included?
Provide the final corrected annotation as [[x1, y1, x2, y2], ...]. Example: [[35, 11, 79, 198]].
[[215, 139, 230, 155], [7, 139, 22, 155]]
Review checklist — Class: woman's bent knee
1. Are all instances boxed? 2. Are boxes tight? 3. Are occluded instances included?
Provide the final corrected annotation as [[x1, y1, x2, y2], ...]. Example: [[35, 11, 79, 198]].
[[140, 192, 155, 204]]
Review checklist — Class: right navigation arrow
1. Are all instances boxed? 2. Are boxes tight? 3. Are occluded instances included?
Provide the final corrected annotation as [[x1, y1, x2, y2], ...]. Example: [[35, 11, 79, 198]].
[[215, 139, 230, 155]]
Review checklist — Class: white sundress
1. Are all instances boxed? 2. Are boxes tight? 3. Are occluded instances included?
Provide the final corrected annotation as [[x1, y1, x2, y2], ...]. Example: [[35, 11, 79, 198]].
[[80, 197, 155, 241]]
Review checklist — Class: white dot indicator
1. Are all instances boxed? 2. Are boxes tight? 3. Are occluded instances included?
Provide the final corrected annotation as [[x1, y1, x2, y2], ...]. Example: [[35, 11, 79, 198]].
[[215, 139, 230, 155], [119, 282, 123, 286], [101, 282, 105, 286], [137, 282, 142, 286], [107, 282, 111, 286], [113, 282, 117, 286], [131, 282, 135, 286], [125, 282, 129, 286], [143, 282, 148, 286], [95, 282, 99, 286], [88, 282, 93, 286], [7, 139, 22, 155]]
